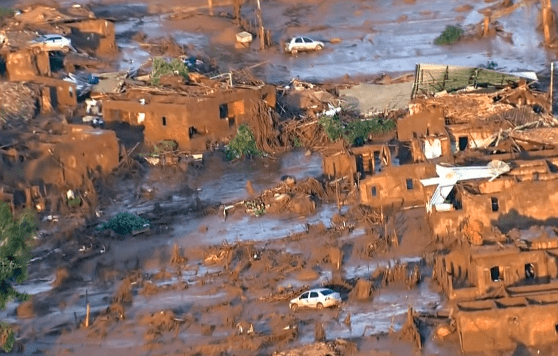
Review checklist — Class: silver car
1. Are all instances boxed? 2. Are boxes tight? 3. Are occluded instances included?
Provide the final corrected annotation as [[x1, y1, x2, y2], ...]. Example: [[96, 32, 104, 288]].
[[285, 36, 324, 55], [30, 34, 73, 52], [289, 288, 341, 310]]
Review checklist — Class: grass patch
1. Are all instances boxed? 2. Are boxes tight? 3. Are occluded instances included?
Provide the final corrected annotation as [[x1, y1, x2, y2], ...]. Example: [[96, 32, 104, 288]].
[[225, 124, 263, 160], [318, 115, 396, 146], [434, 26, 464, 45], [150, 57, 189, 85]]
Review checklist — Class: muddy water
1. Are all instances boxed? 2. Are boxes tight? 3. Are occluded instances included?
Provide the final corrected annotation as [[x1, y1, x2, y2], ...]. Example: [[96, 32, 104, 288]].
[[95, 0, 555, 83]]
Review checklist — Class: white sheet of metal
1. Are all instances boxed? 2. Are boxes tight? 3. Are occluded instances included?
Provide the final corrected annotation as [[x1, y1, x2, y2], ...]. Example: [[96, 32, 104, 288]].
[[421, 160, 510, 212]]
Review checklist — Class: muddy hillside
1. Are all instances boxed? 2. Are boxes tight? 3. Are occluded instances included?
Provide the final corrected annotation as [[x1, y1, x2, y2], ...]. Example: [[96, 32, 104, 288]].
[[0, 0, 558, 355]]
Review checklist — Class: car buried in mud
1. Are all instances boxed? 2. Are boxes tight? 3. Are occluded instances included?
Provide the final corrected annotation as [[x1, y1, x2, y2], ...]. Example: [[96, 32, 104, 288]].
[[285, 36, 324, 55], [29, 34, 74, 52], [289, 288, 341, 310]]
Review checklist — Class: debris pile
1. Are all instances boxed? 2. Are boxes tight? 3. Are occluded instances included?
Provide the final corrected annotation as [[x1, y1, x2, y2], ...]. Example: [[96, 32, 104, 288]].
[[0, 82, 38, 125]]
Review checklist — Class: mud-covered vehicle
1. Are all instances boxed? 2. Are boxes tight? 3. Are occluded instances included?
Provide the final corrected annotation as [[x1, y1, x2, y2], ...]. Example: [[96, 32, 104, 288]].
[[285, 36, 324, 55], [289, 288, 341, 310], [29, 34, 74, 53]]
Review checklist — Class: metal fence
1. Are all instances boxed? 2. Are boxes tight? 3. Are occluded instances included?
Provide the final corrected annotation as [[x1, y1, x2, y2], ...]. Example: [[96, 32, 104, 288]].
[[411, 63, 523, 98]]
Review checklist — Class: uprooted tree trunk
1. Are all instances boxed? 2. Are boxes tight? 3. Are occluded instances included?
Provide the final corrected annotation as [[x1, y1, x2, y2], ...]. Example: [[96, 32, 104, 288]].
[[247, 101, 283, 153]]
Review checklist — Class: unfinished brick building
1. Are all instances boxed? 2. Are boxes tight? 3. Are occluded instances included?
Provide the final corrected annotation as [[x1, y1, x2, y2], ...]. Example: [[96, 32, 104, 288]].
[[101, 84, 276, 151]]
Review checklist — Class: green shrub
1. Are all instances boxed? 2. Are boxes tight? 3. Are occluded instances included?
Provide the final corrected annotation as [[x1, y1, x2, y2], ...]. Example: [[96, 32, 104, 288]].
[[434, 26, 464, 45], [150, 57, 189, 85], [318, 114, 345, 142], [318, 115, 396, 146], [67, 196, 81, 208], [100, 213, 150, 236], [153, 140, 178, 156], [225, 124, 262, 160]]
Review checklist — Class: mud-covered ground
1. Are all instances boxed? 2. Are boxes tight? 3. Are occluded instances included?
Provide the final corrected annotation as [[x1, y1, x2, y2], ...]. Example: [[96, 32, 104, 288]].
[[1, 149, 458, 356], [11, 0, 557, 83], [2, 0, 558, 355]]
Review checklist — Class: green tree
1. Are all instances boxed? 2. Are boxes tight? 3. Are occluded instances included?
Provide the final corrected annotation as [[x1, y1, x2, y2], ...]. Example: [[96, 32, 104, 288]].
[[150, 57, 189, 85], [0, 203, 36, 353], [0, 203, 36, 309]]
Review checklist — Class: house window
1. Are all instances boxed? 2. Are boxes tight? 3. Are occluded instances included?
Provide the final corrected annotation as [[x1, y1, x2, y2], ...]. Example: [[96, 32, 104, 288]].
[[406, 179, 414, 190], [162, 116, 167, 126], [458, 136, 468, 151], [371, 186, 377, 197], [219, 104, 228, 119], [490, 266, 501, 282], [525, 263, 535, 279], [491, 197, 499, 212], [189, 127, 198, 139]]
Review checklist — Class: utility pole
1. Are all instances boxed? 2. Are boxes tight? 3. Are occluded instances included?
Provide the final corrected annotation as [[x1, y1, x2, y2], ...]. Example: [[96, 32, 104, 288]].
[[208, 0, 214, 16], [234, 0, 241, 24], [542, 0, 552, 46], [551, 62, 555, 112], [255, 0, 265, 50]]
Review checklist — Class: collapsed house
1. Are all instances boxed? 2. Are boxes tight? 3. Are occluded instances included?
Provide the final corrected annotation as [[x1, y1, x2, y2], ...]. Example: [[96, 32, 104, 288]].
[[0, 124, 119, 211], [401, 72, 552, 162], [0, 5, 116, 56], [100, 83, 276, 151]]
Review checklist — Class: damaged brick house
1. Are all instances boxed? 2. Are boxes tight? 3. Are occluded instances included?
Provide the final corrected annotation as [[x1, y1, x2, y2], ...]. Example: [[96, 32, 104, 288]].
[[359, 162, 437, 209], [101, 84, 276, 151], [398, 84, 551, 161], [322, 143, 394, 181], [433, 226, 558, 352], [426, 158, 558, 237], [0, 124, 119, 211], [434, 227, 558, 301], [455, 294, 558, 353]]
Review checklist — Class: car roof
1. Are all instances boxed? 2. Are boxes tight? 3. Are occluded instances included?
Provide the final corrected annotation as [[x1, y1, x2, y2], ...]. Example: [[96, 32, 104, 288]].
[[307, 288, 334, 293], [42, 34, 64, 39]]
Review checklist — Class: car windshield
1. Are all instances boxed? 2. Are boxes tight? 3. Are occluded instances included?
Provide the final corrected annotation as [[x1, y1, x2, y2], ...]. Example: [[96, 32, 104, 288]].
[[321, 289, 334, 296]]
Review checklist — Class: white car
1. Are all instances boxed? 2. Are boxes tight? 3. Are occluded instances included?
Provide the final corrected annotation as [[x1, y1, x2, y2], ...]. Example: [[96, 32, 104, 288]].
[[289, 288, 341, 311], [285, 36, 324, 55], [30, 34, 73, 52]]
